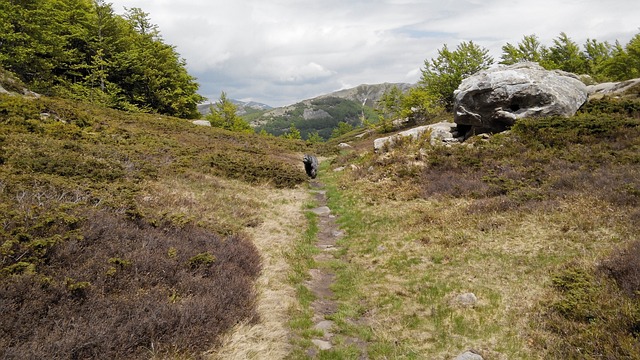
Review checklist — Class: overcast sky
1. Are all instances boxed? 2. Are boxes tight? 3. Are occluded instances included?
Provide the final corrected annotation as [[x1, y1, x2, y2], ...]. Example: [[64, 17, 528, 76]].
[[108, 0, 639, 107]]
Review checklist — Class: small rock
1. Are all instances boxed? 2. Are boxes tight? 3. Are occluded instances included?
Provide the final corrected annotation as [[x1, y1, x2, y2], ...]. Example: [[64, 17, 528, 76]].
[[454, 293, 478, 307], [333, 166, 346, 172], [332, 230, 345, 238], [453, 350, 484, 360], [192, 120, 211, 127], [314, 320, 334, 332], [338, 142, 353, 149], [311, 206, 331, 216], [312, 339, 332, 351]]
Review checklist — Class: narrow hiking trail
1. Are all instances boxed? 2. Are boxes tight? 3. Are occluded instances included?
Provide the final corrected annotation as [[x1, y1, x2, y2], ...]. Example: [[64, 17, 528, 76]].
[[305, 180, 368, 359], [210, 177, 369, 359]]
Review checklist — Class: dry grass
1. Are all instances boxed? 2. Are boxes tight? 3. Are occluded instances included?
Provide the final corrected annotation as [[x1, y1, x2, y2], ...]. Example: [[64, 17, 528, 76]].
[[319, 103, 640, 358], [209, 185, 311, 359], [0, 93, 315, 358]]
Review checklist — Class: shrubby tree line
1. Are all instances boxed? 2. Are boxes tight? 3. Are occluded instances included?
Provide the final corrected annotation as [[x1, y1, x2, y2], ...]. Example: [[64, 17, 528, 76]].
[[377, 31, 640, 127], [0, 0, 204, 118]]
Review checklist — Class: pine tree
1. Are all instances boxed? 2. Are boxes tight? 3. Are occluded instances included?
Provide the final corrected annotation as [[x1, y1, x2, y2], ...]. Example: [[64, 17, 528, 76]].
[[206, 92, 253, 133]]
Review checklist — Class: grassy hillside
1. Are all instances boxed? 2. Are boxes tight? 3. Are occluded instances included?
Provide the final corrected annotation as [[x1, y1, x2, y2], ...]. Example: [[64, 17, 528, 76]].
[[297, 98, 640, 358], [0, 92, 316, 358]]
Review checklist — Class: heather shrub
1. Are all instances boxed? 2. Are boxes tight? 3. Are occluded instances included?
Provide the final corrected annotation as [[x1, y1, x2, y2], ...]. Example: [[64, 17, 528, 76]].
[[537, 256, 640, 359], [0, 210, 261, 359]]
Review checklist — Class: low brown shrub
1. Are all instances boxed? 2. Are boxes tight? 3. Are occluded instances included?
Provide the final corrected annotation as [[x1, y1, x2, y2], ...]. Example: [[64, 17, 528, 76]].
[[0, 210, 261, 359], [601, 240, 640, 298]]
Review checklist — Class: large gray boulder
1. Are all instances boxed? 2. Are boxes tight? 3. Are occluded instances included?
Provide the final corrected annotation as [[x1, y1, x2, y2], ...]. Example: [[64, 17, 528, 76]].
[[453, 62, 588, 136]]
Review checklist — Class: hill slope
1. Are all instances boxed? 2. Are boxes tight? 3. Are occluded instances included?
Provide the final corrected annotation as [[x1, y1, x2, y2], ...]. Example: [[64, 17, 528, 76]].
[[0, 89, 315, 358]]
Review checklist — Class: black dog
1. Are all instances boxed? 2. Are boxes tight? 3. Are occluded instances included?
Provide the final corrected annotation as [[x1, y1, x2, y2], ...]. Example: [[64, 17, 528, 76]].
[[303, 154, 318, 179]]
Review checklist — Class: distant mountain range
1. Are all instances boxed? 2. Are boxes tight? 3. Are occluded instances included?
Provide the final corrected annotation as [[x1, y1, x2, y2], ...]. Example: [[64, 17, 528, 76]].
[[197, 99, 272, 117], [246, 83, 413, 140]]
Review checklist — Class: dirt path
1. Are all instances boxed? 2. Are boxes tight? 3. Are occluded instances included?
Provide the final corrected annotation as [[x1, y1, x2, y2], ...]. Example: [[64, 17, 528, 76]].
[[305, 180, 368, 358], [209, 186, 309, 360]]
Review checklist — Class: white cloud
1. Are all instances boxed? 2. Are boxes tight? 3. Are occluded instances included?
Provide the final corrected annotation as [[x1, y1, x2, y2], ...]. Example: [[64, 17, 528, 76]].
[[108, 0, 640, 107]]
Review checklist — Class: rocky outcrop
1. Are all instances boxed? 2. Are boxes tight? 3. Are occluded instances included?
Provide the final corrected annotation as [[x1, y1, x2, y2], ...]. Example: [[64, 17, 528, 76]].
[[303, 108, 331, 120], [453, 62, 588, 136], [588, 78, 640, 100], [373, 122, 461, 152]]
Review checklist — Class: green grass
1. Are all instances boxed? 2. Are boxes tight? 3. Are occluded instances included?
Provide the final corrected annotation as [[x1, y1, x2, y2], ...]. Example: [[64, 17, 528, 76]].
[[317, 98, 640, 358]]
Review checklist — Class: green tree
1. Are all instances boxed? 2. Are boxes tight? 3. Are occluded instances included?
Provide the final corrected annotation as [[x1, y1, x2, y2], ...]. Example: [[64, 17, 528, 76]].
[[206, 92, 252, 132], [376, 85, 404, 120], [419, 41, 494, 110], [0, 1, 204, 118], [401, 87, 443, 122], [282, 124, 302, 140], [583, 38, 613, 81], [306, 131, 323, 144], [547, 32, 587, 74], [331, 121, 354, 139], [500, 34, 549, 65], [624, 33, 640, 79]]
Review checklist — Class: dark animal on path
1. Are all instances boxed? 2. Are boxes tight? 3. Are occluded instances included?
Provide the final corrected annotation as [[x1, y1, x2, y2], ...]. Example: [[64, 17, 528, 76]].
[[303, 154, 318, 179]]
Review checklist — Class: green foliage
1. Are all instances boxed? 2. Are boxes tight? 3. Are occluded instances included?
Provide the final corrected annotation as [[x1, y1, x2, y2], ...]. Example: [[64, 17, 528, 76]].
[[499, 31, 640, 82], [546, 32, 587, 74], [376, 85, 405, 120], [282, 123, 302, 140], [500, 34, 549, 65], [187, 252, 216, 269], [0, 0, 204, 118], [206, 92, 253, 133], [331, 121, 354, 139], [306, 131, 324, 144], [419, 41, 494, 110], [375, 85, 443, 131]]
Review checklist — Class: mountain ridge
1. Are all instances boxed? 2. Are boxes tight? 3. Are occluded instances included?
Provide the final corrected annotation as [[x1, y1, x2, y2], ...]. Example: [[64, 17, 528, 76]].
[[246, 82, 413, 139]]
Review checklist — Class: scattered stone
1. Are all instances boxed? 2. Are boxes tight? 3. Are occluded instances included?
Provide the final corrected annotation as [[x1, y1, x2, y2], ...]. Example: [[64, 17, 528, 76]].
[[333, 166, 346, 172], [311, 206, 331, 216], [192, 120, 211, 127], [338, 142, 353, 149], [454, 62, 588, 137], [314, 320, 334, 332], [453, 350, 484, 360], [454, 293, 478, 307], [332, 230, 345, 238], [319, 244, 337, 251], [312, 339, 333, 351], [350, 164, 360, 171]]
